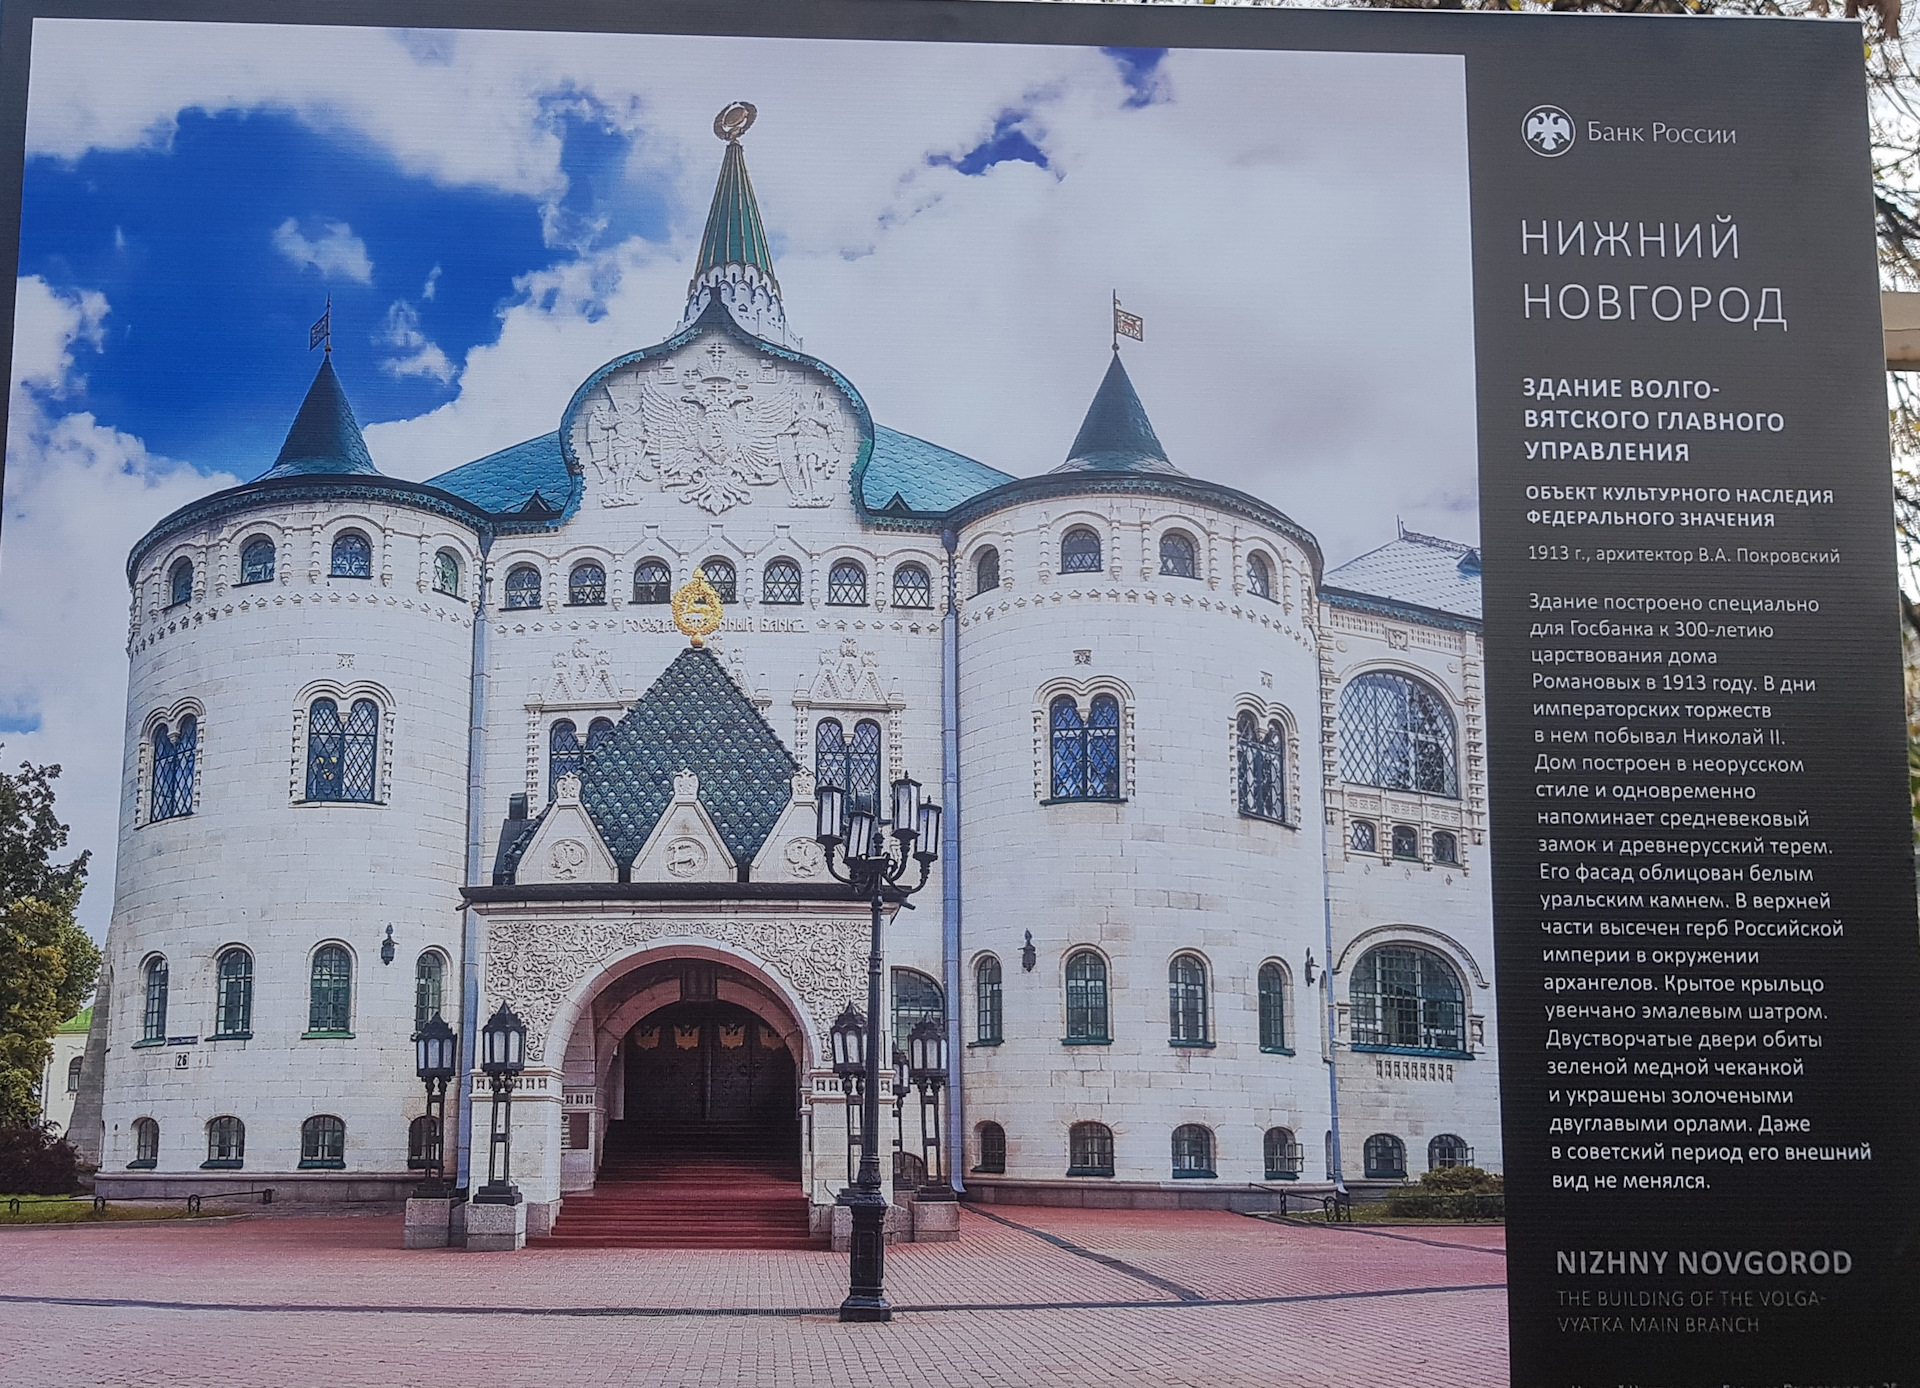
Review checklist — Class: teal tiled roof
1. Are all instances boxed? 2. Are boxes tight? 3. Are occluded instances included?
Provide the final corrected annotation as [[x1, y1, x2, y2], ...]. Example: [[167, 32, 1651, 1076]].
[[427, 433, 581, 528], [257, 357, 379, 479], [861, 425, 1013, 517], [694, 139, 779, 290], [1323, 526, 1482, 623], [1053, 353, 1180, 476]]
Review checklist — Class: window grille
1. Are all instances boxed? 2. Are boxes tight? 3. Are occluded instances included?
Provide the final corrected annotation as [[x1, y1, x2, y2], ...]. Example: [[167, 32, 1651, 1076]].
[[214, 948, 253, 1038], [142, 958, 168, 1042], [330, 531, 372, 578], [307, 698, 379, 802], [891, 563, 932, 609], [1258, 962, 1287, 1051], [300, 1115, 346, 1169], [1064, 950, 1110, 1042], [414, 952, 445, 1034], [504, 564, 542, 610], [1364, 1133, 1407, 1179], [568, 562, 606, 605], [699, 558, 736, 603], [1236, 712, 1285, 822], [975, 1122, 1007, 1174], [308, 944, 353, 1034], [434, 550, 460, 597], [815, 718, 882, 816], [1339, 673, 1459, 797], [1350, 819, 1377, 853], [1060, 527, 1102, 574], [205, 1116, 245, 1168], [1049, 696, 1121, 801], [975, 955, 1003, 1044], [66, 1056, 81, 1092], [827, 560, 868, 606], [549, 720, 581, 800], [1247, 551, 1273, 599], [150, 717, 197, 821], [1172, 1124, 1215, 1177], [168, 558, 193, 607], [1432, 830, 1460, 865], [132, 1117, 159, 1168], [1169, 953, 1209, 1044], [1429, 1133, 1473, 1170], [1159, 531, 1197, 578], [761, 558, 802, 605], [240, 537, 276, 586], [1351, 945, 1466, 1053], [1391, 824, 1420, 860], [1068, 1122, 1114, 1176], [408, 1114, 440, 1170], [632, 559, 671, 605], [586, 717, 615, 751], [974, 547, 1000, 595], [891, 968, 944, 1054], [1264, 1127, 1304, 1180]]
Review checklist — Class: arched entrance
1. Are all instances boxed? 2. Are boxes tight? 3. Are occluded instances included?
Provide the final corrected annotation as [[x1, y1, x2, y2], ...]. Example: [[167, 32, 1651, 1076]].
[[622, 999, 797, 1148]]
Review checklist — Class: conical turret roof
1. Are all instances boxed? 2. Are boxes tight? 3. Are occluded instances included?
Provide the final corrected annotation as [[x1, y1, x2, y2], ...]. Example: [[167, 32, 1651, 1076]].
[[1052, 353, 1181, 475], [257, 356, 379, 480], [691, 138, 780, 293]]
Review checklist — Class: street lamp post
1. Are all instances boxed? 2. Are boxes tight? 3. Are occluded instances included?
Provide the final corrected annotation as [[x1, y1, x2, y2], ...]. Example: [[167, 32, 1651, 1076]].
[[412, 1011, 458, 1198], [816, 773, 942, 1324], [474, 1005, 527, 1206], [908, 1019, 951, 1200], [831, 1005, 866, 1187]]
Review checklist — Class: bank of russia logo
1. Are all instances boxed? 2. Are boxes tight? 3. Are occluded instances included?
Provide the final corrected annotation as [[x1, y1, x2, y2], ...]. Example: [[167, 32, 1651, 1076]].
[[1523, 105, 1576, 157]]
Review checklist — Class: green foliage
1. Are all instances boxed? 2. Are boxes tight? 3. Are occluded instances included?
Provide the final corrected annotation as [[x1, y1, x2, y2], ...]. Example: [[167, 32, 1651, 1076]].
[[0, 1122, 81, 1195], [0, 757, 95, 1127], [1416, 1164, 1504, 1194]]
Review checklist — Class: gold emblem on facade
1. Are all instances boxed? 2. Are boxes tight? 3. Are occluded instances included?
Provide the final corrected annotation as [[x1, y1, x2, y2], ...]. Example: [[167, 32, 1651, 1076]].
[[714, 101, 756, 143], [671, 570, 724, 646]]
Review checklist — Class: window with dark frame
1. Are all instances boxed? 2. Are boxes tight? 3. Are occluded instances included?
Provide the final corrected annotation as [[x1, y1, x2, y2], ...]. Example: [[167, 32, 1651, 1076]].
[[240, 537, 276, 586], [974, 547, 999, 594], [1264, 1126, 1303, 1180], [975, 955, 1003, 1044], [1391, 824, 1420, 859], [300, 1114, 346, 1169], [142, 957, 168, 1042], [504, 564, 542, 610], [1429, 1133, 1473, 1170], [1247, 551, 1273, 599], [131, 1117, 159, 1168], [1258, 962, 1288, 1052], [827, 559, 868, 606], [1351, 944, 1467, 1054], [1364, 1132, 1408, 1179], [568, 561, 606, 605], [1060, 527, 1102, 574], [1159, 530, 1197, 578], [414, 951, 445, 1034], [761, 558, 802, 604], [150, 716, 197, 821], [1068, 1121, 1114, 1176], [549, 719, 582, 800], [434, 550, 461, 597], [308, 944, 353, 1034], [1049, 694, 1121, 801], [1064, 949, 1110, 1042], [975, 1122, 1007, 1174], [700, 557, 737, 603], [632, 559, 671, 604], [1339, 672, 1460, 797], [1350, 819, 1377, 853], [891, 562, 933, 609], [168, 558, 193, 607], [330, 531, 372, 578], [815, 717, 883, 817], [1236, 712, 1286, 822], [1169, 953, 1209, 1044], [307, 698, 379, 802], [214, 948, 252, 1038], [204, 1115, 245, 1168], [1433, 830, 1460, 865], [1172, 1124, 1215, 1177]]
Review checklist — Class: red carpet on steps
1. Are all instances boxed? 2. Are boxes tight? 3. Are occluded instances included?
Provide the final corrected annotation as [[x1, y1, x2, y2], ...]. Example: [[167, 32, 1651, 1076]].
[[536, 1119, 824, 1251]]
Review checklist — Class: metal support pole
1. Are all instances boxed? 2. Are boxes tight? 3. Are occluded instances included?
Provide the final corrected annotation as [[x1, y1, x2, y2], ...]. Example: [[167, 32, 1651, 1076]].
[[839, 888, 892, 1322]]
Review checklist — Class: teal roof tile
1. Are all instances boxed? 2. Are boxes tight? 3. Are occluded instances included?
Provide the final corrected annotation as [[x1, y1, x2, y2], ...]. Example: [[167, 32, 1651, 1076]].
[[861, 425, 1014, 516], [1052, 353, 1181, 476], [427, 433, 581, 527], [257, 356, 379, 479], [694, 138, 778, 290]]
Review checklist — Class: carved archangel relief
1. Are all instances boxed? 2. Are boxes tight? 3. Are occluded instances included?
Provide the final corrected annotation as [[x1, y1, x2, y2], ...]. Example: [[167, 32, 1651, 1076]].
[[576, 339, 850, 514], [547, 639, 621, 704]]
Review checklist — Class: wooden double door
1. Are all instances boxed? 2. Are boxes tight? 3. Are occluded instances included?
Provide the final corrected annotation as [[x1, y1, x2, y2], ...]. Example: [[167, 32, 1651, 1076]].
[[625, 1001, 796, 1129]]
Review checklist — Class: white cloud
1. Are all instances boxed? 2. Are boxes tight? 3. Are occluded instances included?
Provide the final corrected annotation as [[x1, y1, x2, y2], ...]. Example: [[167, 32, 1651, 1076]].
[[377, 299, 455, 384], [271, 217, 373, 283], [421, 264, 442, 301]]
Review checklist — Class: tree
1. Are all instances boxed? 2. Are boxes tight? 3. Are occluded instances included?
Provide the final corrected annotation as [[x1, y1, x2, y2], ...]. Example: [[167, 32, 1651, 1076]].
[[0, 757, 96, 1127]]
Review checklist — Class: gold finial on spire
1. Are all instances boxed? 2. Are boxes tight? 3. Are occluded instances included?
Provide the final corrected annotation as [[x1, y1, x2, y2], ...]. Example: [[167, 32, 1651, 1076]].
[[714, 101, 757, 143], [672, 570, 725, 647]]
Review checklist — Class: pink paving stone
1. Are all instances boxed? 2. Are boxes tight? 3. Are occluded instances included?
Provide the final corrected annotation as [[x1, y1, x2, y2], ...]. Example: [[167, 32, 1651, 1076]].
[[0, 1207, 1510, 1387]]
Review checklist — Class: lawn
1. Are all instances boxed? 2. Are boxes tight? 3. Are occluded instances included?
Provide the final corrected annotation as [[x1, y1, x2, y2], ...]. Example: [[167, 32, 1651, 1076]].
[[0, 1195, 231, 1224]]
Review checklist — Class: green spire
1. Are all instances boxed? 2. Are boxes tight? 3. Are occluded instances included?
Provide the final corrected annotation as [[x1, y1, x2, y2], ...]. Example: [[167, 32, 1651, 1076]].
[[1054, 353, 1181, 475], [680, 104, 793, 346], [259, 355, 379, 480], [691, 138, 779, 293]]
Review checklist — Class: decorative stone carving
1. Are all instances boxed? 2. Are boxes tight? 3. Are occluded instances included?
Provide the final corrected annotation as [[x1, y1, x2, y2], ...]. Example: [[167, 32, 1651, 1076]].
[[630, 770, 735, 884], [549, 839, 589, 880], [805, 637, 898, 710], [664, 838, 708, 878], [783, 838, 825, 878], [546, 639, 621, 704]]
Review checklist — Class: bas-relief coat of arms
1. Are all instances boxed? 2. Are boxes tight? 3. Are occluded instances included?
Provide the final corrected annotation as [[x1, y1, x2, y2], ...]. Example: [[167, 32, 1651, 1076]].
[[576, 339, 850, 514]]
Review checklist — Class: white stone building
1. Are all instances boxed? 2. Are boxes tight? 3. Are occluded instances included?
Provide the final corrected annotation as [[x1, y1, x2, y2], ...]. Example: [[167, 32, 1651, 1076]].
[[75, 108, 1498, 1239]]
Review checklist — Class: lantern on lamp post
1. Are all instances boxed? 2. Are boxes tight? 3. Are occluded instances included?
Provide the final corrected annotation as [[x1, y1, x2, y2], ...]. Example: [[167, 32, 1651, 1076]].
[[411, 1011, 457, 1197], [474, 1005, 526, 1206], [909, 1018, 951, 1199], [831, 1005, 867, 1186]]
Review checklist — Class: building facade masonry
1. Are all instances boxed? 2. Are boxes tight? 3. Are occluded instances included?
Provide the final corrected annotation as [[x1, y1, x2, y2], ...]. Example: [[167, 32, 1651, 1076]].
[[73, 106, 1499, 1237]]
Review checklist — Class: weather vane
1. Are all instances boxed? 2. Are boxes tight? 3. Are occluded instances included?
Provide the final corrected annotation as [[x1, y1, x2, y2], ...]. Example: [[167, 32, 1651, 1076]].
[[714, 101, 757, 143], [671, 570, 725, 647]]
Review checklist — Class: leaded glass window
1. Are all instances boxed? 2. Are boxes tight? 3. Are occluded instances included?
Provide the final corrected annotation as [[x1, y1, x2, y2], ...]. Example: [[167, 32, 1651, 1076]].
[[549, 720, 581, 800], [434, 550, 460, 597], [1060, 527, 1101, 574], [891, 968, 944, 1054], [1264, 1127, 1303, 1180], [1247, 551, 1273, 600], [240, 537, 276, 586], [330, 531, 372, 578], [1172, 1125, 1214, 1177], [205, 1115, 244, 1167], [1049, 695, 1122, 802], [975, 955, 1003, 1044], [827, 560, 867, 606], [974, 547, 1000, 595], [308, 944, 353, 1034], [414, 951, 445, 1034], [504, 564, 542, 610], [1391, 824, 1420, 860], [66, 1055, 81, 1091], [214, 948, 252, 1038], [1258, 962, 1287, 1052], [132, 1117, 159, 1167], [1236, 713, 1285, 822], [168, 558, 193, 607], [1350, 819, 1377, 853], [586, 717, 615, 752], [1339, 673, 1459, 797], [1169, 953, 1209, 1044], [1364, 1133, 1407, 1179], [700, 558, 736, 603], [300, 1115, 346, 1168], [1159, 530, 1197, 578], [1351, 945, 1466, 1053], [150, 717, 197, 821], [1433, 830, 1460, 865], [142, 957, 168, 1042], [1068, 1121, 1114, 1176], [815, 718, 882, 816], [1064, 950, 1109, 1042], [568, 561, 606, 605], [975, 1122, 1006, 1174], [891, 563, 932, 609], [306, 698, 379, 802], [761, 558, 802, 605], [632, 560, 671, 605], [1429, 1133, 1472, 1170]]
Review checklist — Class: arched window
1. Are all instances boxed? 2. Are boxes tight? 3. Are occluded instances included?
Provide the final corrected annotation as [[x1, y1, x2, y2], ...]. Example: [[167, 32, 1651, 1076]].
[[1339, 673, 1459, 797], [1429, 1133, 1473, 1170], [827, 559, 868, 606], [142, 957, 168, 1043], [408, 1114, 441, 1170], [300, 1115, 346, 1169], [1060, 527, 1102, 574], [1350, 819, 1377, 853], [1247, 551, 1273, 600], [891, 968, 944, 1054], [306, 698, 379, 802], [891, 563, 932, 609], [632, 559, 671, 605], [1351, 945, 1466, 1054], [204, 1115, 245, 1169], [168, 557, 193, 607], [1265, 1127, 1303, 1180], [1236, 712, 1286, 822], [131, 1116, 159, 1169], [586, 717, 615, 751], [504, 564, 542, 610], [66, 1055, 82, 1092], [1159, 530, 1197, 578], [1169, 953, 1209, 1044], [1432, 830, 1460, 865], [1048, 694, 1121, 802], [308, 944, 353, 1035], [1258, 962, 1288, 1052], [1391, 824, 1420, 860], [975, 956, 1003, 1044], [414, 951, 446, 1034], [761, 558, 802, 605], [568, 561, 606, 605], [240, 537, 276, 586], [1172, 1124, 1215, 1178], [974, 547, 1000, 595], [815, 718, 882, 817], [1068, 1121, 1114, 1176], [434, 550, 461, 598], [213, 947, 253, 1038], [549, 720, 582, 800], [330, 530, 372, 578], [1363, 1133, 1407, 1179], [699, 558, 736, 603], [150, 716, 197, 821], [974, 1122, 1007, 1174], [1064, 949, 1110, 1043]]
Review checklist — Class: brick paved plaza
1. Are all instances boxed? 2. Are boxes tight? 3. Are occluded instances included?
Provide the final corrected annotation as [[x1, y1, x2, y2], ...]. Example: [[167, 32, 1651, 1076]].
[[0, 1207, 1508, 1386]]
